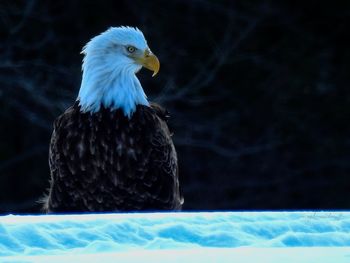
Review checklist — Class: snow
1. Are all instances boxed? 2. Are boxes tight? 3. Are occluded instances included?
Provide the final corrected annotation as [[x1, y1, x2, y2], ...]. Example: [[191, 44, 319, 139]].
[[0, 211, 349, 262]]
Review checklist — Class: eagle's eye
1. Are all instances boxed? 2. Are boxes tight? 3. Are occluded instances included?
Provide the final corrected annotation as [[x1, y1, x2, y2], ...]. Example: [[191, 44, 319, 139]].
[[126, 46, 136, 53]]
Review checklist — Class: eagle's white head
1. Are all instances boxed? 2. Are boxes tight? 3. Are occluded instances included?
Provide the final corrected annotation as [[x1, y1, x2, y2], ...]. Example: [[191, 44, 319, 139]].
[[78, 26, 160, 117]]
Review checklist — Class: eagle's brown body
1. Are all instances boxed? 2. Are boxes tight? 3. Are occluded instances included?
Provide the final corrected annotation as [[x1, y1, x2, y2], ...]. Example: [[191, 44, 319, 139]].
[[43, 102, 183, 213]]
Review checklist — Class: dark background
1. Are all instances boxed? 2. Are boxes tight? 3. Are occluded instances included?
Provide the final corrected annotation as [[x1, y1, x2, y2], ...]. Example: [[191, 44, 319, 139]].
[[0, 0, 349, 213]]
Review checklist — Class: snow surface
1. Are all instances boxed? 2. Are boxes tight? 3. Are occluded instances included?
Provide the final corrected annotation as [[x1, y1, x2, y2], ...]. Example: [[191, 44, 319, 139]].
[[0, 211, 349, 262]]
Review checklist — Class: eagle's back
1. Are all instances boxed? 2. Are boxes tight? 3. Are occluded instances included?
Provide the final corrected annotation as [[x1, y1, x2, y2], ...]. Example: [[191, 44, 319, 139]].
[[43, 102, 183, 212]]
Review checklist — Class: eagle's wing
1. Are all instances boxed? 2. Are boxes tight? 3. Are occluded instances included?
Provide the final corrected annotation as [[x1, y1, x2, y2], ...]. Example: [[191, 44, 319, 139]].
[[142, 103, 184, 210], [43, 106, 75, 213]]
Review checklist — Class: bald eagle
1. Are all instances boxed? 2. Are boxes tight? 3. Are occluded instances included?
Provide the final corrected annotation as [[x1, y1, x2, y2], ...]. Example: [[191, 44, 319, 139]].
[[42, 26, 183, 213]]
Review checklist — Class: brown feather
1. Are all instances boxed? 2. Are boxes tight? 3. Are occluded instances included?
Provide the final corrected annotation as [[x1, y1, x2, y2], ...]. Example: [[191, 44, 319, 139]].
[[43, 101, 183, 213]]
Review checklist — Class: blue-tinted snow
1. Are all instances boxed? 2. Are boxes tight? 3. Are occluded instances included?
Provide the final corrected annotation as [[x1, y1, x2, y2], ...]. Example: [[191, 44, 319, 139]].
[[0, 212, 349, 262]]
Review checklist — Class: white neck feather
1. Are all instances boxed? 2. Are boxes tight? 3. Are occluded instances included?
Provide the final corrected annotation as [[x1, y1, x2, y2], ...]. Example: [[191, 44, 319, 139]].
[[77, 55, 149, 117]]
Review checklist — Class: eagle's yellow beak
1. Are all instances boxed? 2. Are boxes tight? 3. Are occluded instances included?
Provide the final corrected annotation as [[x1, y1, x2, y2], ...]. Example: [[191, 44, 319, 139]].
[[135, 50, 160, 77]]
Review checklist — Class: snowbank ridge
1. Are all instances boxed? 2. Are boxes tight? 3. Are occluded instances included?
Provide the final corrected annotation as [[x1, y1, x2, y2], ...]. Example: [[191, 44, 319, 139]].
[[0, 211, 349, 261]]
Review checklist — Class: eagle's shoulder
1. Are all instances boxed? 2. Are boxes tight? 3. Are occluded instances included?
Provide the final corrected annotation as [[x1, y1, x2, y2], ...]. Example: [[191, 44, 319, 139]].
[[149, 102, 171, 122], [52, 101, 79, 130]]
